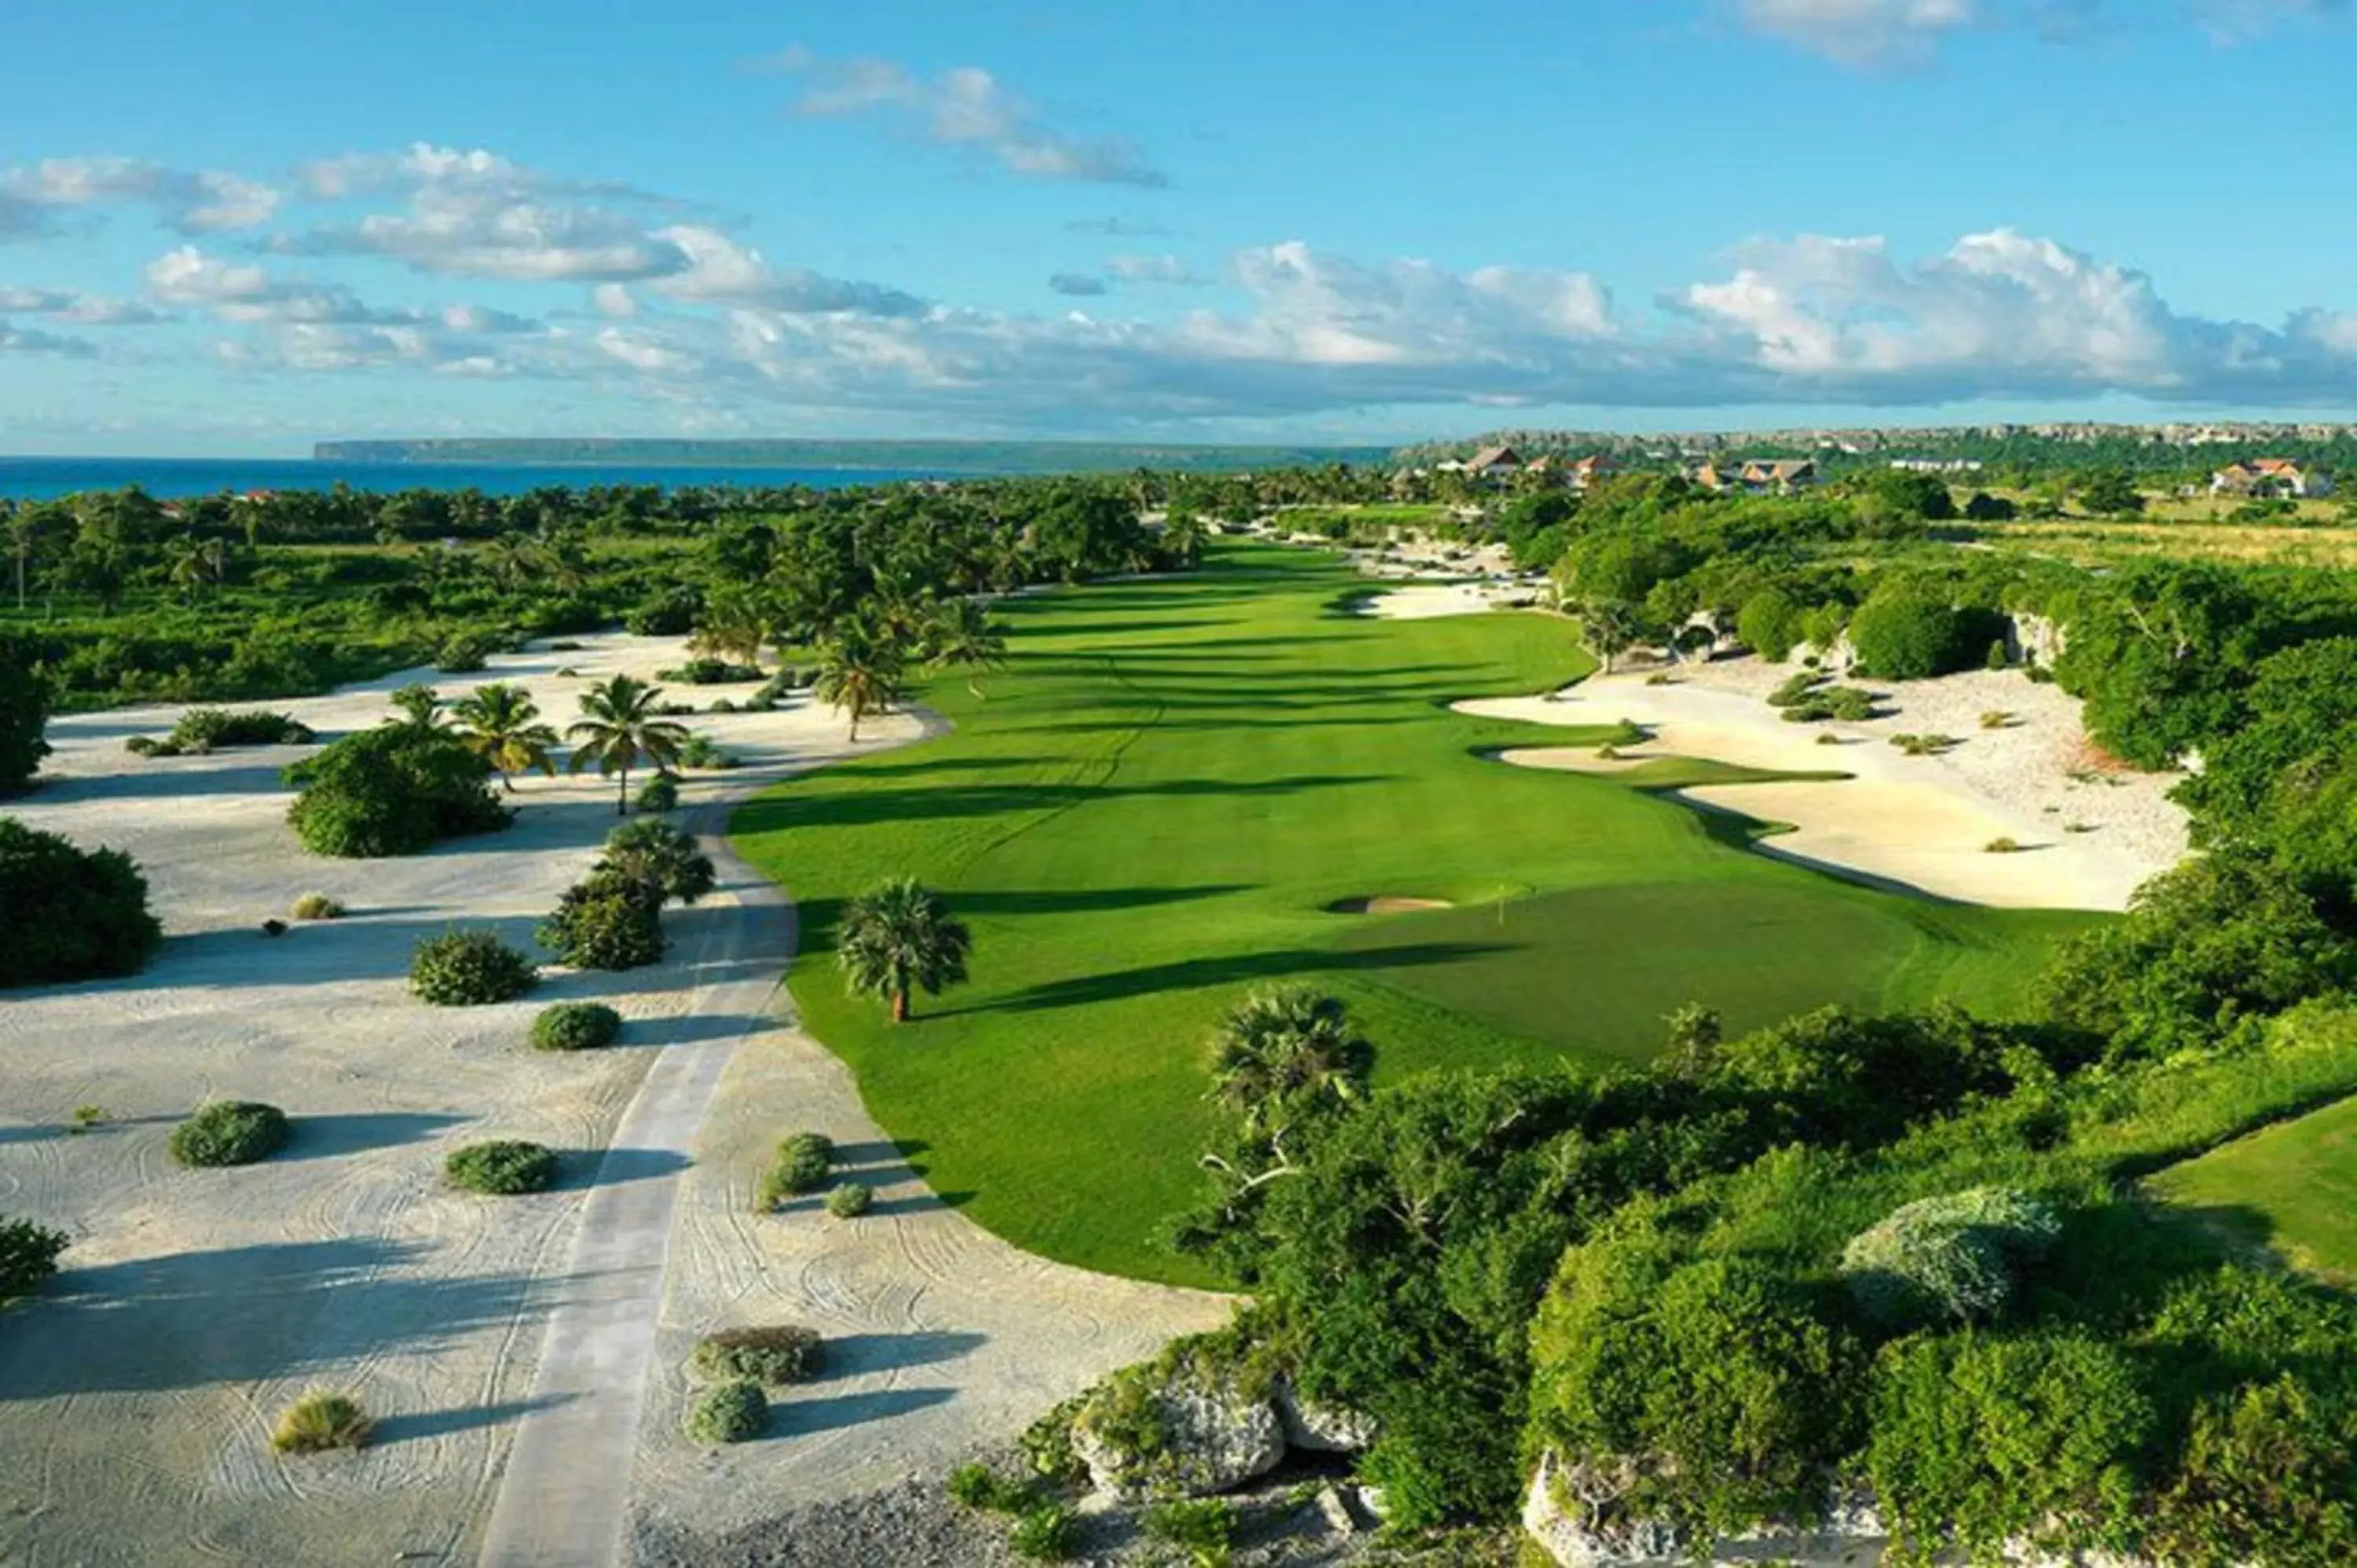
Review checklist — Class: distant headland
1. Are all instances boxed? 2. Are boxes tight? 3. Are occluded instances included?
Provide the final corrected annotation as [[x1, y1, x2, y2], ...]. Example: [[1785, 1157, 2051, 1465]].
[[310, 437, 1395, 475]]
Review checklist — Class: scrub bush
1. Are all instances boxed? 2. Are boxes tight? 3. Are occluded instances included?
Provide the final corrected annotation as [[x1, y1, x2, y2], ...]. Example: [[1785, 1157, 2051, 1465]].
[[530, 1001, 621, 1051], [170, 1101, 289, 1167], [444, 1139, 559, 1195], [409, 929, 537, 1005], [0, 817, 162, 987], [691, 1325, 823, 1384], [271, 1391, 372, 1453], [683, 1379, 767, 1444]]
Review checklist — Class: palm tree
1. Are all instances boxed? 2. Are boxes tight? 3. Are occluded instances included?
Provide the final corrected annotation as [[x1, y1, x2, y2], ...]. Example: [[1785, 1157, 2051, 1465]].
[[837, 877, 971, 1022], [923, 598, 1007, 697], [816, 622, 906, 742], [448, 683, 560, 793], [566, 674, 689, 815], [599, 817, 717, 905], [1205, 987, 1370, 1135], [1571, 596, 1645, 675], [384, 683, 449, 732]]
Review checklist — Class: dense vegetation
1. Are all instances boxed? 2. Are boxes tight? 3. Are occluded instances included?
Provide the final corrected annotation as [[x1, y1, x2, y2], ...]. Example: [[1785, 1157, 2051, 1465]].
[[284, 691, 511, 857], [0, 817, 163, 987], [168, 1101, 290, 1167]]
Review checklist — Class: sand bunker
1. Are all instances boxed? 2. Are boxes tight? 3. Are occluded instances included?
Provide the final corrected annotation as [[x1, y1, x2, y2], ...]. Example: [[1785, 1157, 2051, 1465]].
[[0, 634, 1228, 1568], [1356, 581, 1507, 620], [1461, 664, 2188, 912], [1326, 895, 1456, 914]]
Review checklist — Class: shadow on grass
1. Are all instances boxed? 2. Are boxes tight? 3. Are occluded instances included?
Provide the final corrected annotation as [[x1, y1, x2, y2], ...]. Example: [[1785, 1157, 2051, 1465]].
[[974, 940, 1516, 1014], [738, 773, 1391, 834]]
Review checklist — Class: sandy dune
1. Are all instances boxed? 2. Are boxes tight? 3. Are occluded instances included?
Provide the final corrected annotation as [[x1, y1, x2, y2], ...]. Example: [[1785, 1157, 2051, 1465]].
[[1461, 663, 2187, 911], [0, 633, 1226, 1568]]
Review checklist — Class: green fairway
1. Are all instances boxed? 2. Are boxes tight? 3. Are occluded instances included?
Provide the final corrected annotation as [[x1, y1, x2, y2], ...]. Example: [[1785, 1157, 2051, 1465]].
[[2149, 1094, 2357, 1284], [734, 544, 2091, 1284]]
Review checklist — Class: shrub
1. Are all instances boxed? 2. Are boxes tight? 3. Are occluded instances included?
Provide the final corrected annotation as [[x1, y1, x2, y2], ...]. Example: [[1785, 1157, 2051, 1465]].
[[434, 631, 492, 673], [625, 588, 699, 637], [1849, 587, 1973, 680], [1985, 638, 2011, 671], [445, 1140, 559, 1195], [1737, 588, 1807, 662], [753, 1132, 833, 1211], [0, 1216, 68, 1302], [167, 709, 313, 750], [530, 1001, 621, 1051], [826, 1181, 874, 1218], [290, 892, 344, 920], [537, 876, 665, 970], [409, 929, 537, 1005], [658, 657, 764, 685], [1985, 836, 2022, 853], [169, 1101, 289, 1167], [1891, 733, 1959, 756], [1840, 1188, 2061, 1327], [1145, 1499, 1239, 1566], [1766, 669, 1826, 708], [1980, 709, 2013, 730], [691, 1325, 823, 1385], [285, 725, 510, 858], [678, 734, 735, 770], [1866, 1332, 2154, 1561], [634, 774, 679, 813], [124, 735, 161, 756], [1008, 1503, 1080, 1561], [0, 817, 163, 987], [948, 1461, 1039, 1514], [271, 1391, 372, 1453], [682, 1379, 767, 1444], [0, 651, 53, 791]]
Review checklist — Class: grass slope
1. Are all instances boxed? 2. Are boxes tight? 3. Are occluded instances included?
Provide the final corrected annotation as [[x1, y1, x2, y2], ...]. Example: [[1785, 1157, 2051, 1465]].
[[2149, 1094, 2357, 1283], [735, 545, 2090, 1283]]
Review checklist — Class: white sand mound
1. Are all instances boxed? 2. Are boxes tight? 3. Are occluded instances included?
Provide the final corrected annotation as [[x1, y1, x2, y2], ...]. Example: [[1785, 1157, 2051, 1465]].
[[1358, 581, 1507, 620], [0, 632, 1227, 1567], [1462, 661, 2188, 912]]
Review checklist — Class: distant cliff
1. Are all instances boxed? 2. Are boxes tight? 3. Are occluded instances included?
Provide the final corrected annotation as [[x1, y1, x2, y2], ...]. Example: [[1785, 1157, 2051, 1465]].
[[311, 438, 1395, 475]]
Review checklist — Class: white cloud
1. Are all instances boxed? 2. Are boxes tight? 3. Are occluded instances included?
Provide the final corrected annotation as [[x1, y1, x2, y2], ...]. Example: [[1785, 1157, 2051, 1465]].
[[0, 286, 165, 324], [592, 283, 640, 319], [647, 225, 928, 314], [1105, 254, 1205, 285], [0, 156, 279, 233], [1734, 0, 2346, 64], [774, 48, 1167, 187]]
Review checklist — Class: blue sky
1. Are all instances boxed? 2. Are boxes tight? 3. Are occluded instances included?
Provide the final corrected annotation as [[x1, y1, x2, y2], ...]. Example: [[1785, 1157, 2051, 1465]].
[[3, 0, 2355, 453]]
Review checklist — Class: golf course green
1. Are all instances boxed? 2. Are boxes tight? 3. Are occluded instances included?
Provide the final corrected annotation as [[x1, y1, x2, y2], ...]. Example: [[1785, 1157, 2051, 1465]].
[[2150, 1094, 2357, 1284], [735, 544, 2094, 1284]]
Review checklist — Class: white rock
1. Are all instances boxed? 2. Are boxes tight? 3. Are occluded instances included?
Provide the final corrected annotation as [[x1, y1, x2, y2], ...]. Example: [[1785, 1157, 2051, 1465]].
[[1273, 1376, 1380, 1453]]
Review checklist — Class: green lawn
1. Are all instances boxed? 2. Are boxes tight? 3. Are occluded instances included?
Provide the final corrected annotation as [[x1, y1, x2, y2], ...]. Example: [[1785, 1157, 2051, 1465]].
[[734, 544, 2091, 1284], [2149, 1094, 2357, 1284]]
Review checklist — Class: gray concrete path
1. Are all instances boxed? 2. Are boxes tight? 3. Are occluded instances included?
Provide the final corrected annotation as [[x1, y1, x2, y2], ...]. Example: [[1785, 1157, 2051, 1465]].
[[474, 793, 796, 1568]]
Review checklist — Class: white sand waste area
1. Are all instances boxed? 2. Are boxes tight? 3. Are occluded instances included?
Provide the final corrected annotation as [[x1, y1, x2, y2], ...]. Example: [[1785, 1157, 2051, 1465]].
[[1358, 581, 1512, 620], [0, 633, 1226, 1568], [1460, 661, 2188, 911]]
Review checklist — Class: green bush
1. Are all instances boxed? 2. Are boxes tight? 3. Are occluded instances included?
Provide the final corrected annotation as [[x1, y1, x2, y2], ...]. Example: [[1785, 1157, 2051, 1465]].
[[0, 817, 163, 987], [825, 1181, 874, 1218], [536, 876, 665, 970], [0, 1216, 68, 1302], [691, 1325, 823, 1384], [409, 929, 537, 1005], [1145, 1498, 1239, 1566], [434, 631, 492, 673], [678, 734, 735, 770], [284, 725, 510, 858], [530, 1001, 621, 1051], [1737, 588, 1808, 662], [625, 588, 700, 637], [445, 1140, 559, 1195], [1008, 1503, 1080, 1561], [271, 1390, 372, 1453], [289, 892, 344, 920], [634, 774, 680, 813], [658, 657, 763, 684], [682, 1379, 767, 1444], [1866, 1332, 2154, 1562], [0, 652, 53, 791], [167, 708, 313, 750], [1849, 588, 1973, 680], [1840, 1187, 2061, 1327], [947, 1461, 1039, 1514], [169, 1101, 289, 1167], [753, 1133, 834, 1211]]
